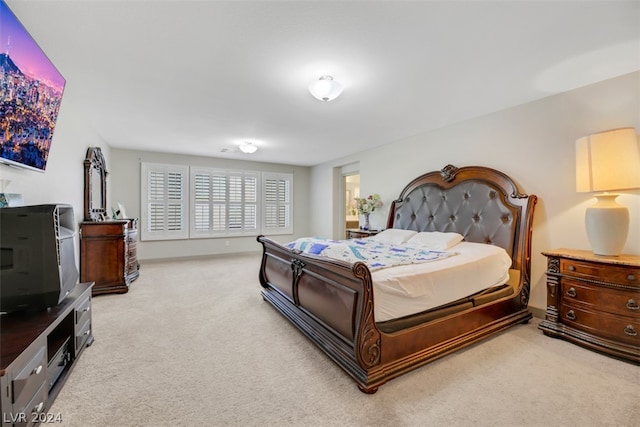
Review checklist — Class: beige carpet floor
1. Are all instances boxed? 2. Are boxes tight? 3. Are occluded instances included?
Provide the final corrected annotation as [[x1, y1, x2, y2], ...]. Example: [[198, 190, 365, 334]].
[[50, 253, 639, 426]]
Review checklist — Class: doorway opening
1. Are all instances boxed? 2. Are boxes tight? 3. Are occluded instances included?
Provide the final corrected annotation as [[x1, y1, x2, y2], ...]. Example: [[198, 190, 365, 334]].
[[344, 173, 360, 237]]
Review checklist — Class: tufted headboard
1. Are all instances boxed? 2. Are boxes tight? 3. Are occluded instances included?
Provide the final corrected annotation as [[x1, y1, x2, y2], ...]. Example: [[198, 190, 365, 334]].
[[387, 165, 537, 272]]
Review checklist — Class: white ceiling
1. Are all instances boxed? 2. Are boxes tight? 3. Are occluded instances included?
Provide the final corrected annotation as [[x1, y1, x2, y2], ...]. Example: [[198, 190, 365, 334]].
[[7, 0, 640, 166]]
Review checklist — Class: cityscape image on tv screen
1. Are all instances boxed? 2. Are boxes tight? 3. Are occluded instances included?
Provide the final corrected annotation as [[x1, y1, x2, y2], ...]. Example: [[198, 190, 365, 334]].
[[0, 0, 66, 172]]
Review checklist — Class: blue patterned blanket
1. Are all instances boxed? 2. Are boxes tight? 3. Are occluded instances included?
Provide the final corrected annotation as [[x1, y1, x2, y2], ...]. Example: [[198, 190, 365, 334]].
[[286, 237, 457, 271]]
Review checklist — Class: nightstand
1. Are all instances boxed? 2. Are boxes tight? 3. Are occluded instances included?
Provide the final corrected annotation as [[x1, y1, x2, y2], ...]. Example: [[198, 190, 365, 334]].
[[538, 249, 639, 364], [346, 229, 381, 239]]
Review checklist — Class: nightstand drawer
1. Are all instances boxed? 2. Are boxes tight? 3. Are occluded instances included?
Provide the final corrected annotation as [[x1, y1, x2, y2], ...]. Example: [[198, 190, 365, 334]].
[[561, 279, 640, 317], [560, 304, 640, 346], [560, 258, 639, 286]]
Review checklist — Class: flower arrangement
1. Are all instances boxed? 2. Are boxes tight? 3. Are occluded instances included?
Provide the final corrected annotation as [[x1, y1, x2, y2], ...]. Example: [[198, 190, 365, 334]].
[[354, 194, 383, 214]]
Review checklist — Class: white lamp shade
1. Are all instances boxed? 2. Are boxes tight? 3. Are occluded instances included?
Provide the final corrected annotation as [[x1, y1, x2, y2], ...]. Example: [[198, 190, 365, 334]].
[[576, 128, 640, 192], [308, 75, 343, 102]]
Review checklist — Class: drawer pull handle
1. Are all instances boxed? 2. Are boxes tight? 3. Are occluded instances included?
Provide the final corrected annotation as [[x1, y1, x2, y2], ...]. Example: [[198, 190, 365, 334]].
[[628, 274, 636, 281], [627, 299, 640, 311], [83, 307, 91, 313], [568, 265, 576, 272], [566, 287, 577, 298], [33, 402, 44, 413], [624, 325, 637, 336], [566, 310, 576, 321], [32, 365, 43, 376], [84, 329, 92, 336]]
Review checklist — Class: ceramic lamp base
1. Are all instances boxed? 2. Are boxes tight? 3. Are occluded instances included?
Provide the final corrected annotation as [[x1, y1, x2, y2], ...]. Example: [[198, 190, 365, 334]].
[[585, 194, 629, 256]]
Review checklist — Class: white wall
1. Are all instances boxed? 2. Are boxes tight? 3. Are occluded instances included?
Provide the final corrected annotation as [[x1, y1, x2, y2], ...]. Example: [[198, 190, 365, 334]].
[[0, 82, 109, 265], [109, 149, 311, 261], [0, 86, 107, 217], [309, 71, 640, 314]]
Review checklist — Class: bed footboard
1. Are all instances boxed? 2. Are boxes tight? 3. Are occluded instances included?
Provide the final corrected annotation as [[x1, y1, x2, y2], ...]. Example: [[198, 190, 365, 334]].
[[257, 236, 381, 388], [257, 235, 533, 394]]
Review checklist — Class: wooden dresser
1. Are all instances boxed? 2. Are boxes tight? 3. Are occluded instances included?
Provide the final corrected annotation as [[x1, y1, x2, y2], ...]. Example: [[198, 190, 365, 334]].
[[80, 219, 140, 296], [539, 249, 639, 364]]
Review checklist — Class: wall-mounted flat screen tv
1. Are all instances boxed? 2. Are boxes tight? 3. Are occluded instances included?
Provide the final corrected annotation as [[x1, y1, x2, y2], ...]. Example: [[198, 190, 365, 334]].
[[0, 0, 65, 172]]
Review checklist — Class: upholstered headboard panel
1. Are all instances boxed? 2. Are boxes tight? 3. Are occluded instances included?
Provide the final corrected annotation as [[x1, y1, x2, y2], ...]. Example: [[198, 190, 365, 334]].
[[387, 165, 536, 270]]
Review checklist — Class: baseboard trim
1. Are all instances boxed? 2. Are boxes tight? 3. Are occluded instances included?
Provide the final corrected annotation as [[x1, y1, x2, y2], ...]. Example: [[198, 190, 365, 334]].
[[140, 250, 262, 264], [529, 306, 545, 319]]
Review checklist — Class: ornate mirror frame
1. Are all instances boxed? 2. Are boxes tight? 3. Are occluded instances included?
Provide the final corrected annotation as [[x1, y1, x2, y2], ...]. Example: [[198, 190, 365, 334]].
[[83, 146, 108, 221]]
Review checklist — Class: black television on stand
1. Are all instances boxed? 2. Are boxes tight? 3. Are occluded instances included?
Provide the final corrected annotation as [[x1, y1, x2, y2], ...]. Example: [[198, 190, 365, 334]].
[[0, 204, 79, 314]]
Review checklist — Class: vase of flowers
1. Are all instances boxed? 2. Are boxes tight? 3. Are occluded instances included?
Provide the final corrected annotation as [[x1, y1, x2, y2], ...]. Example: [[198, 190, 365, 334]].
[[354, 194, 382, 230]]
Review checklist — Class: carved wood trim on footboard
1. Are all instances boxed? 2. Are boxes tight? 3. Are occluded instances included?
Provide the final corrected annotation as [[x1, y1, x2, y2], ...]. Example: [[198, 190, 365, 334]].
[[258, 236, 381, 385]]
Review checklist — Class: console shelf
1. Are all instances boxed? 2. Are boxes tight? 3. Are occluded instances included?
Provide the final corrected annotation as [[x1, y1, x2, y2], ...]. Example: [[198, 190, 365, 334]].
[[1, 283, 93, 426]]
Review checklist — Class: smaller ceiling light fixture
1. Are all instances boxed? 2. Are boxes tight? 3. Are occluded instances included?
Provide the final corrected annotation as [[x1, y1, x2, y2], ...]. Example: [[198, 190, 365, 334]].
[[308, 75, 343, 102], [239, 142, 258, 154]]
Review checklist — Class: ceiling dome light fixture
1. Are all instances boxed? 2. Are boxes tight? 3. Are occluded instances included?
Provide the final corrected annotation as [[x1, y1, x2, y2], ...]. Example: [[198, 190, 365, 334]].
[[308, 75, 343, 102], [239, 142, 258, 154]]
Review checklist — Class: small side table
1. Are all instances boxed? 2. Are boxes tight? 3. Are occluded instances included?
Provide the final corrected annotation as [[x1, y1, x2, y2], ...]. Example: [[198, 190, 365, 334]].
[[538, 248, 639, 363], [346, 229, 381, 239]]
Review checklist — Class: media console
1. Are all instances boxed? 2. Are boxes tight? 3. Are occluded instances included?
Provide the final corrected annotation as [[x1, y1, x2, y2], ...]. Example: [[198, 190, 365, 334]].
[[0, 283, 93, 426]]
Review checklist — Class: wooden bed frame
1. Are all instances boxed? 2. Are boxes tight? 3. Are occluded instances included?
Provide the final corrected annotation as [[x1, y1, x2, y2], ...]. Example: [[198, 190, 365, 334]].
[[257, 165, 537, 393]]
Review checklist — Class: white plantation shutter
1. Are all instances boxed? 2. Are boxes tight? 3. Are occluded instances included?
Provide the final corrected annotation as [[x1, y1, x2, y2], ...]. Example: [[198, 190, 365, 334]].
[[141, 163, 189, 240], [190, 168, 259, 237], [262, 172, 293, 235], [244, 175, 257, 230], [193, 173, 212, 231], [211, 174, 226, 231]]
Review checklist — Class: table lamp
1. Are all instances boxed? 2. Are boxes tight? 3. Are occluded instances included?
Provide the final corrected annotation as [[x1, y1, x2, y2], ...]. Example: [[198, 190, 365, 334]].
[[576, 127, 640, 256]]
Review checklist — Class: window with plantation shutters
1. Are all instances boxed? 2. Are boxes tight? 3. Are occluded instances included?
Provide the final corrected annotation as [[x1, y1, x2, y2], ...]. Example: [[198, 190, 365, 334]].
[[262, 172, 293, 235], [141, 163, 189, 241], [190, 168, 259, 237], [141, 164, 294, 241]]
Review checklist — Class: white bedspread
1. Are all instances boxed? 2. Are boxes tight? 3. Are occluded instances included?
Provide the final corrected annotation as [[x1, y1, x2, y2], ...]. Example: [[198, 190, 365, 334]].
[[372, 242, 512, 322]]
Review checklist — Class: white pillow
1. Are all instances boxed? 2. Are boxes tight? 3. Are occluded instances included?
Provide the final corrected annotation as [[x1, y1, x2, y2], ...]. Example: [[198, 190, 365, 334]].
[[368, 229, 417, 244], [406, 231, 464, 250]]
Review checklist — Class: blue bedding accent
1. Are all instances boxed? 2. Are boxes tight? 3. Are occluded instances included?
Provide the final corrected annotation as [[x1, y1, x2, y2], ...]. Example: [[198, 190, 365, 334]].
[[286, 237, 456, 271], [308, 243, 329, 254]]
